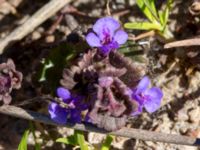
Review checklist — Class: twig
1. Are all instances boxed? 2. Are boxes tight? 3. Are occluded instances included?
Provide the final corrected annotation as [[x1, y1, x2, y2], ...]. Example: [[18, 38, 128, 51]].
[[46, 14, 64, 35], [0, 105, 199, 146], [156, 58, 179, 87], [106, 0, 111, 16], [112, 10, 130, 17], [61, 5, 87, 16], [164, 38, 200, 49], [129, 31, 155, 41], [0, 0, 72, 54]]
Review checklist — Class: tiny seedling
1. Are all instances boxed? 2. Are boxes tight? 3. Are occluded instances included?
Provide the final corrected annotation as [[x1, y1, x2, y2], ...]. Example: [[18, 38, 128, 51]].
[[56, 130, 89, 150], [124, 0, 173, 40], [18, 130, 29, 150]]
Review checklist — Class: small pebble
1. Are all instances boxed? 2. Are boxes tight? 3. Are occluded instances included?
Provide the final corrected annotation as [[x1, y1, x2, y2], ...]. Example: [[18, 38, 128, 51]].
[[188, 107, 200, 123], [32, 31, 41, 40], [45, 35, 55, 43]]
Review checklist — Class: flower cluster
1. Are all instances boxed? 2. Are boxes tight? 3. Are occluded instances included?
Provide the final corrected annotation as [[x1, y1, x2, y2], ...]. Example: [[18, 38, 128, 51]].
[[48, 17, 163, 131], [0, 59, 23, 104]]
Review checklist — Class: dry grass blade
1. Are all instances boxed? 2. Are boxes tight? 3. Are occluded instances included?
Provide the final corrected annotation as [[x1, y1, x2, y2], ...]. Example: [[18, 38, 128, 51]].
[[0, 0, 72, 54], [0, 105, 199, 146], [164, 38, 200, 49]]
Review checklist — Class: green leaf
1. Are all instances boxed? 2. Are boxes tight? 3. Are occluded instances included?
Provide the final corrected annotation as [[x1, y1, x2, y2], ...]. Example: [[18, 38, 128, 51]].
[[56, 138, 68, 144], [164, 8, 169, 26], [56, 136, 78, 146], [101, 135, 113, 150], [166, 0, 173, 10], [124, 22, 162, 31], [119, 40, 147, 63], [36, 41, 89, 92], [158, 10, 165, 26], [38, 59, 54, 82], [143, 0, 159, 21], [35, 144, 41, 150], [158, 7, 169, 27], [76, 130, 89, 150], [18, 130, 29, 150], [56, 130, 89, 150], [149, 0, 157, 15], [159, 0, 173, 27], [29, 122, 41, 150], [136, 0, 156, 22]]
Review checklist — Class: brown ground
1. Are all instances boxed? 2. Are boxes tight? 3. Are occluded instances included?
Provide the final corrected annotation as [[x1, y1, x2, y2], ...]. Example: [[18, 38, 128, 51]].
[[0, 0, 200, 149]]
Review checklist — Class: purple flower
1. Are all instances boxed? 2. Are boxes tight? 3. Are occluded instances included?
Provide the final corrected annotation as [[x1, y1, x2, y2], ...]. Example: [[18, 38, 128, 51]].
[[48, 87, 87, 124], [86, 17, 128, 55], [131, 76, 163, 115]]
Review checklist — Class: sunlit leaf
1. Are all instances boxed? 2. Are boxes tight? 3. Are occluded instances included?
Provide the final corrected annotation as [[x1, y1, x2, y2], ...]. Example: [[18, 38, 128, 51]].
[[124, 22, 162, 31], [101, 135, 113, 150], [158, 10, 165, 26], [38, 59, 54, 82], [76, 130, 89, 150], [56, 130, 89, 150], [136, 0, 156, 22], [143, 0, 159, 21], [56, 136, 77, 146], [18, 130, 29, 150], [163, 8, 169, 26]]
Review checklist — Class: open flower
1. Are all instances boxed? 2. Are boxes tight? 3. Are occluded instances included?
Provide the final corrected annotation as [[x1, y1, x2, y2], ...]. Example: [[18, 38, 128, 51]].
[[86, 17, 128, 55], [131, 76, 163, 115], [48, 87, 87, 124]]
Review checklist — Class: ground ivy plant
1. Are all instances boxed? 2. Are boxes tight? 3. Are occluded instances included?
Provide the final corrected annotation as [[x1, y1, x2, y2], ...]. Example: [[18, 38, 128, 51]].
[[48, 17, 163, 131]]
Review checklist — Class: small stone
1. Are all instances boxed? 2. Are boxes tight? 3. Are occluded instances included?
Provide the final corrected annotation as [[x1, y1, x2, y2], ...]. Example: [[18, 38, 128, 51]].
[[45, 35, 55, 43], [57, 127, 74, 137], [188, 107, 200, 123], [32, 31, 41, 40], [113, 136, 130, 149], [88, 132, 105, 145], [182, 146, 198, 150], [177, 109, 189, 121], [144, 141, 156, 148], [186, 128, 200, 138], [8, 0, 22, 7]]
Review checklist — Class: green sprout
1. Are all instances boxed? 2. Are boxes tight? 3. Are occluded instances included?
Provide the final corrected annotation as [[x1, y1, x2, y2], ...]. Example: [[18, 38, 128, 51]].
[[56, 130, 89, 150], [124, 0, 173, 40], [18, 130, 29, 150]]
